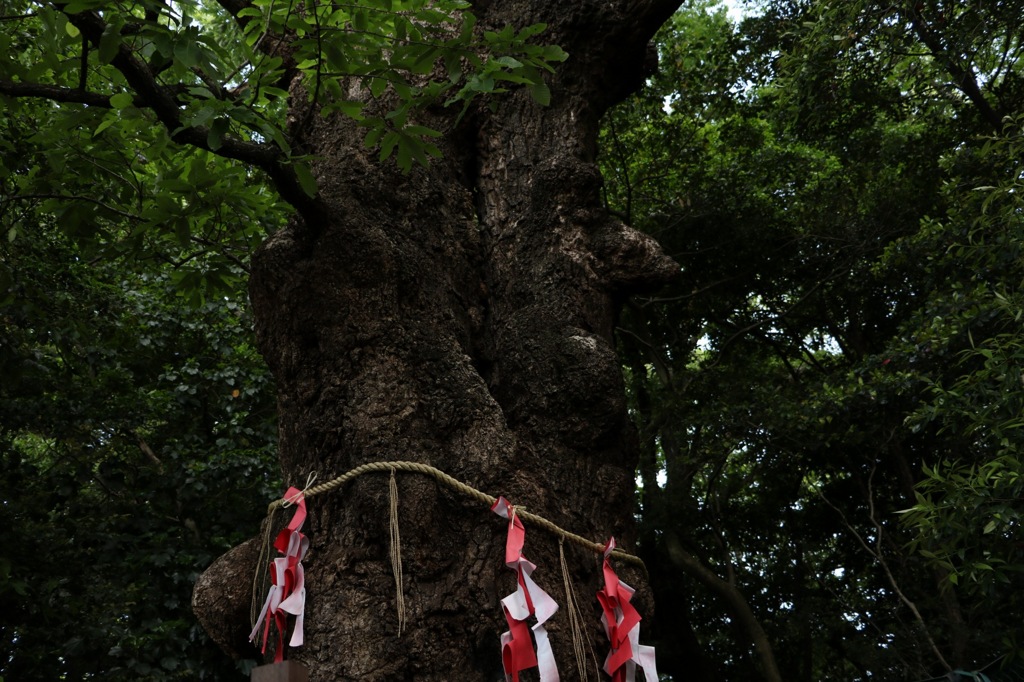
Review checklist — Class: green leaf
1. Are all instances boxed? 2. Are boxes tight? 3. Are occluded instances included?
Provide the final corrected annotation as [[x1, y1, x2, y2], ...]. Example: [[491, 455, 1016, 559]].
[[470, 75, 494, 93], [529, 80, 551, 106], [93, 116, 118, 136], [495, 56, 523, 69], [173, 39, 201, 68], [109, 93, 134, 110], [379, 131, 400, 161], [363, 126, 384, 148], [542, 45, 569, 62], [98, 18, 123, 64], [207, 118, 229, 151], [286, 14, 313, 35], [293, 162, 318, 198], [335, 100, 365, 120], [191, 106, 216, 128], [517, 23, 547, 39], [353, 9, 368, 31], [258, 123, 292, 154], [323, 41, 348, 72], [369, 77, 388, 98], [188, 87, 217, 99], [396, 138, 413, 172], [402, 125, 442, 138], [459, 11, 476, 40], [443, 51, 463, 82], [259, 87, 291, 100], [391, 79, 415, 100]]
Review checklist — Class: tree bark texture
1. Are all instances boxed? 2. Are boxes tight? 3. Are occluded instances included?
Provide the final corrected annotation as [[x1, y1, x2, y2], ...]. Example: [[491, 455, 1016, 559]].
[[194, 1, 681, 679]]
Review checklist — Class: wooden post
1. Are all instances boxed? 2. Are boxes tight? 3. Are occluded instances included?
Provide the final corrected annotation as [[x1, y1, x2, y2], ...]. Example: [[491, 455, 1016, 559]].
[[250, 660, 309, 682]]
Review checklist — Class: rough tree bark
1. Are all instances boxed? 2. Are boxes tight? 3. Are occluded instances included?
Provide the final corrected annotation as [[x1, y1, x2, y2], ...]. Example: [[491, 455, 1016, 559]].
[[193, 1, 681, 679]]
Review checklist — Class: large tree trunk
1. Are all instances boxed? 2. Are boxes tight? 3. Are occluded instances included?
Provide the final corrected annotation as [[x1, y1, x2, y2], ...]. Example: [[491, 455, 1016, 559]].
[[194, 1, 680, 679]]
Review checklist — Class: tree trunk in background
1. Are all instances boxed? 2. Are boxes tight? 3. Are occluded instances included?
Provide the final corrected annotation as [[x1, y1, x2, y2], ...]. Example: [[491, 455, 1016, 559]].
[[194, 1, 680, 678]]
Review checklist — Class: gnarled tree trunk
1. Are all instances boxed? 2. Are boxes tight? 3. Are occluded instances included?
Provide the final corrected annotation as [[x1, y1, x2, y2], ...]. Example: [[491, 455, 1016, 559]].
[[193, 1, 680, 678]]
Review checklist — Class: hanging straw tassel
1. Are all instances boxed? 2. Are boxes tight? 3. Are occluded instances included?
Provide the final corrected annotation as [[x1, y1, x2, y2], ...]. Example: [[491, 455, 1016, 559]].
[[251, 505, 280, 628], [389, 467, 406, 636], [560, 538, 599, 680]]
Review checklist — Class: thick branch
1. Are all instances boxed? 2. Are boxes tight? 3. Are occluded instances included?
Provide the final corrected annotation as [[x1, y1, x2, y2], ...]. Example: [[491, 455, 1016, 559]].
[[0, 78, 193, 108], [666, 533, 783, 682], [907, 9, 1003, 133], [214, 0, 254, 24], [61, 8, 324, 221], [626, 0, 688, 45], [0, 79, 112, 107]]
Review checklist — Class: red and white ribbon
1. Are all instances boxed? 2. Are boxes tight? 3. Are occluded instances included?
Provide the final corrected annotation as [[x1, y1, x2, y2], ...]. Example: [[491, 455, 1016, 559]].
[[492, 496, 560, 682], [250, 486, 309, 662], [597, 538, 658, 682]]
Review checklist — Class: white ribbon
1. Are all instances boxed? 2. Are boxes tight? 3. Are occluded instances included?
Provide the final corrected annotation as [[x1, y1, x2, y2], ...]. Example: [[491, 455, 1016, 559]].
[[492, 497, 560, 682]]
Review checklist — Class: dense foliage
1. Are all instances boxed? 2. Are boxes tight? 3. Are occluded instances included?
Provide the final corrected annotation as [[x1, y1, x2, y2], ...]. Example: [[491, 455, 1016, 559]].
[[0, 222, 281, 678], [0, 50, 288, 672], [603, 1, 1024, 680]]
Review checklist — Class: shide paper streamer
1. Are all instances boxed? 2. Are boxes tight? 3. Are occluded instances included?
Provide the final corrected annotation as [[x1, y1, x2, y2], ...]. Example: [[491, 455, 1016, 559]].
[[492, 496, 560, 682], [250, 486, 309, 662], [597, 538, 658, 682]]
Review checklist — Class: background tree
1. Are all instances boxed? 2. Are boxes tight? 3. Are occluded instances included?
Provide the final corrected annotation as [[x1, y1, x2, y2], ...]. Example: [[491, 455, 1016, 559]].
[[1, 83, 285, 678], [603, 1, 1024, 680]]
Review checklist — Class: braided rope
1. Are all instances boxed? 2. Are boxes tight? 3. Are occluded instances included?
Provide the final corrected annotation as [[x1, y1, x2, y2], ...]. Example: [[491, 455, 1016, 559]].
[[269, 460, 646, 570]]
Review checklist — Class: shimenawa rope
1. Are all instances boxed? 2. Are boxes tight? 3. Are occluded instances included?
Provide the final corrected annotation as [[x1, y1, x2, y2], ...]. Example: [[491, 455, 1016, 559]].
[[252, 460, 648, 678], [266, 459, 646, 569]]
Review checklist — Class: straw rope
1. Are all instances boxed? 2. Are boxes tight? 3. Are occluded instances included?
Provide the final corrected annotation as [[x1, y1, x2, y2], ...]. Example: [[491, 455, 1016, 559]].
[[267, 459, 646, 570], [560, 538, 601, 679], [388, 467, 406, 636]]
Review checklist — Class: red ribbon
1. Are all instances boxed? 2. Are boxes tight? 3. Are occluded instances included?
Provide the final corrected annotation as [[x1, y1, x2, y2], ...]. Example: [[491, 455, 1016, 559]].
[[597, 538, 658, 682], [491, 496, 559, 682], [250, 486, 309, 662]]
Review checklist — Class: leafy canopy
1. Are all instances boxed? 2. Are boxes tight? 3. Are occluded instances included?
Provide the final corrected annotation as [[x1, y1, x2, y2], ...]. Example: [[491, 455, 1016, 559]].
[[603, 0, 1024, 679], [1, 0, 566, 179]]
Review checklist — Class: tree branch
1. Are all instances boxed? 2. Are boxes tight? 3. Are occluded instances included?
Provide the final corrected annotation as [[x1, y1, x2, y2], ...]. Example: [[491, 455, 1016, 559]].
[[666, 533, 783, 682], [123, 428, 164, 472], [14, 192, 141, 221], [214, 0, 254, 23], [59, 8, 325, 222], [816, 468, 952, 673], [907, 8, 1003, 133], [0, 79, 112, 107]]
